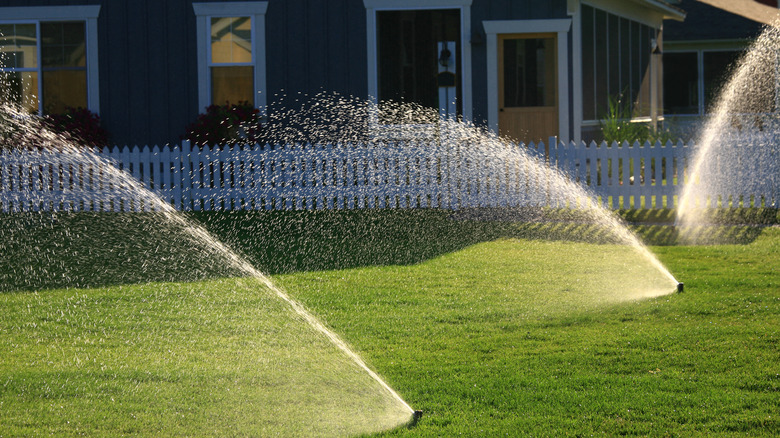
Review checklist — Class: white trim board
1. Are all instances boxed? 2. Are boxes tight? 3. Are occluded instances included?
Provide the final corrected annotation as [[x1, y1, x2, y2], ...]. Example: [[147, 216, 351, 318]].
[[582, 0, 671, 28]]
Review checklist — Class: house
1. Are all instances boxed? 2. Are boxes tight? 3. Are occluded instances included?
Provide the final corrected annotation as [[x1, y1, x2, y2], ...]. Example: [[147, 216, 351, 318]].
[[662, 0, 779, 139], [0, 0, 684, 146]]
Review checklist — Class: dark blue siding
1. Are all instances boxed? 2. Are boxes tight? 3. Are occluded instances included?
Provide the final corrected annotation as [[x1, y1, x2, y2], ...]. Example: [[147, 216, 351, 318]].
[[266, 0, 367, 98], [2, 0, 574, 145], [101, 0, 204, 146]]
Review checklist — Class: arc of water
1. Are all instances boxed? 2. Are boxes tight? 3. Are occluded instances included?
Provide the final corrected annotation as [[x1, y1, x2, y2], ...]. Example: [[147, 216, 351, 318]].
[[33, 145, 416, 416]]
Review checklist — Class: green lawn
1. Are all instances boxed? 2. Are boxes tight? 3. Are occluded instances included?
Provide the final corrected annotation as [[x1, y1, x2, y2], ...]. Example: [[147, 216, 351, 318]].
[[276, 227, 779, 436], [1, 210, 778, 436]]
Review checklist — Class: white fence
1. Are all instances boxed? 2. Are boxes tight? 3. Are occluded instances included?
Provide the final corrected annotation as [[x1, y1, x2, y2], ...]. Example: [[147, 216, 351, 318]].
[[0, 138, 776, 213]]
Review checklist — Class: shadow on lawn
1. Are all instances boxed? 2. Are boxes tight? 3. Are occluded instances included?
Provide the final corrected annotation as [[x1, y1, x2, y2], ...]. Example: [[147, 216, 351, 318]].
[[1, 208, 775, 292]]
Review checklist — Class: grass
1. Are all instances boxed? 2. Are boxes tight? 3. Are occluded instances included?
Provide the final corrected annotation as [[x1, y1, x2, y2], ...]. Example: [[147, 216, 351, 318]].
[[1, 209, 778, 436], [0, 278, 411, 437], [276, 227, 779, 436]]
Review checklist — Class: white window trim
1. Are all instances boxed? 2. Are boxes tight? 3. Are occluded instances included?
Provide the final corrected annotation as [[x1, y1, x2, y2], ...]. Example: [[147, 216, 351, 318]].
[[364, 0, 474, 135], [193, 2, 268, 113], [0, 5, 101, 114], [483, 19, 572, 144]]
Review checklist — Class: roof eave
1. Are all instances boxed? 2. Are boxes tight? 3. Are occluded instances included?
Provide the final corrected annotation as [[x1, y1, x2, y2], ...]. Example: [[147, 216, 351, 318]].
[[631, 0, 687, 21]]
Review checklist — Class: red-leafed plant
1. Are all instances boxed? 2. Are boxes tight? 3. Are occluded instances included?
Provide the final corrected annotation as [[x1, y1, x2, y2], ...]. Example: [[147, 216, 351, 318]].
[[183, 101, 262, 147], [44, 107, 110, 148], [1, 106, 109, 150]]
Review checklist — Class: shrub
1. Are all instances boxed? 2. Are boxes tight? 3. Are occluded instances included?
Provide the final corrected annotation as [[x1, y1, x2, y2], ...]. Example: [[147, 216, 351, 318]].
[[183, 101, 262, 147], [600, 93, 649, 144], [600, 93, 673, 144], [44, 107, 110, 148]]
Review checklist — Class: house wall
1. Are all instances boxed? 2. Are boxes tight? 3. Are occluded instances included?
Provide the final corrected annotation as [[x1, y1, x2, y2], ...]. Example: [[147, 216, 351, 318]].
[[97, 0, 200, 147], [266, 0, 368, 98], [662, 0, 765, 140], [1, 0, 571, 145], [0, 0, 373, 146], [1, 0, 670, 146], [1, 0, 211, 145]]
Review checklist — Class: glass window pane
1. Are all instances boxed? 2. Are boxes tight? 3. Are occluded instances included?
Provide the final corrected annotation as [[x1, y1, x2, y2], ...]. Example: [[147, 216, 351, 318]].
[[0, 24, 38, 68], [211, 66, 253, 105], [376, 9, 460, 124], [0, 24, 14, 67], [0, 71, 39, 113], [41, 22, 86, 68], [503, 37, 556, 107], [42, 70, 87, 114], [211, 17, 252, 64], [663, 52, 698, 115], [703, 51, 741, 111]]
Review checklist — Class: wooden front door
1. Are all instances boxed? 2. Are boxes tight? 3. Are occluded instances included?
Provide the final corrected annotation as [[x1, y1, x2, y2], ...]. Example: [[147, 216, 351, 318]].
[[498, 33, 558, 144]]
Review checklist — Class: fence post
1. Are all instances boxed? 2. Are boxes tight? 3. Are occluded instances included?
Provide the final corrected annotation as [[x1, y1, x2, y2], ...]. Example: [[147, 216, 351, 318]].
[[181, 140, 192, 211]]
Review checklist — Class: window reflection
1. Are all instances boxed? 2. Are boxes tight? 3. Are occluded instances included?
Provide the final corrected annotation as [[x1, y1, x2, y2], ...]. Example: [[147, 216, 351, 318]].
[[211, 17, 252, 64]]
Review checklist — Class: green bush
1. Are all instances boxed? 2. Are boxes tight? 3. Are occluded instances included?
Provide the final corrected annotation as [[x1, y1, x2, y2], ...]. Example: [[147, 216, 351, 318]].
[[600, 93, 674, 144]]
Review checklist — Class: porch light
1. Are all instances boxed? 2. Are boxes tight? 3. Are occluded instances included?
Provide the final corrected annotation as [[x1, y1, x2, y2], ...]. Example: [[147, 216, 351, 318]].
[[439, 46, 452, 67]]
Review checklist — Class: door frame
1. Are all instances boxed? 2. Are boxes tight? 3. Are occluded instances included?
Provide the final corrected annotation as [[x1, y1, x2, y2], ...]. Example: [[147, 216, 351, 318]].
[[484, 19, 571, 143]]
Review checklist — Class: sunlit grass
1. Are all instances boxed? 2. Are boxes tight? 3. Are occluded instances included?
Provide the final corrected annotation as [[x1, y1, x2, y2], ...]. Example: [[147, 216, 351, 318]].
[[277, 228, 779, 436], [1, 211, 777, 436], [0, 278, 411, 437]]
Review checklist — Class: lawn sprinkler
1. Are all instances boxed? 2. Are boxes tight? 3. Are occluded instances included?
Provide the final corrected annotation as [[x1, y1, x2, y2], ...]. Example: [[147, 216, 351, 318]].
[[676, 282, 684, 293], [409, 410, 423, 428]]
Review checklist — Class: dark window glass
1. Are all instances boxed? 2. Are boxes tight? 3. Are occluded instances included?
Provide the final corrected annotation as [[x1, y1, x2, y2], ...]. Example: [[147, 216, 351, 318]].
[[663, 52, 698, 115], [502, 37, 555, 107], [703, 51, 741, 111], [41, 21, 86, 67], [0, 23, 37, 68], [40, 22, 87, 114], [377, 9, 460, 123], [582, 5, 654, 120]]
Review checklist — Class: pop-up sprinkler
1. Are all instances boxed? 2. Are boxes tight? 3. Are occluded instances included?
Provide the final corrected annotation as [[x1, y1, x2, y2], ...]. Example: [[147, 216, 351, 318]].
[[677, 282, 684, 293], [409, 410, 423, 428]]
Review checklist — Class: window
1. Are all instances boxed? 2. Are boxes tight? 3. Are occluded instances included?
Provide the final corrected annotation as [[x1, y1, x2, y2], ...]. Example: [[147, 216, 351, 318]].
[[0, 6, 99, 115], [210, 16, 253, 106], [663, 52, 698, 115], [702, 51, 741, 112], [502, 37, 556, 108], [365, 0, 474, 126], [663, 49, 745, 116], [193, 2, 267, 113], [581, 5, 656, 121]]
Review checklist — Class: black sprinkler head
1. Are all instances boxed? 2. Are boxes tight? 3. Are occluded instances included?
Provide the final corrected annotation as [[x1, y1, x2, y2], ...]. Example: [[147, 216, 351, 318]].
[[677, 282, 684, 293], [409, 410, 423, 428]]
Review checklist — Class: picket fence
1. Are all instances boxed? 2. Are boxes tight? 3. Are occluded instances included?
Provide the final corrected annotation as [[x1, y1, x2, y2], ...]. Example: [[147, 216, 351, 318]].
[[0, 138, 776, 213]]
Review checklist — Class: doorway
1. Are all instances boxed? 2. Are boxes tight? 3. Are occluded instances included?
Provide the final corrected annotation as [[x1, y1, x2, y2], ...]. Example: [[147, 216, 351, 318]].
[[498, 33, 558, 143]]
